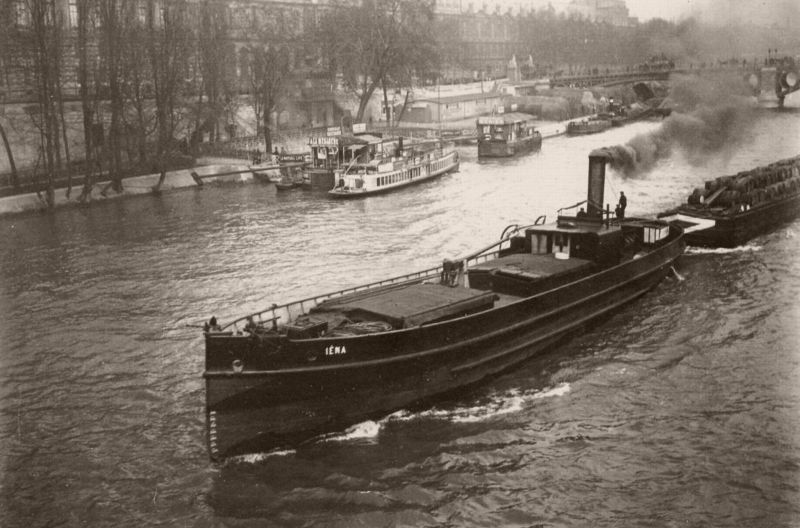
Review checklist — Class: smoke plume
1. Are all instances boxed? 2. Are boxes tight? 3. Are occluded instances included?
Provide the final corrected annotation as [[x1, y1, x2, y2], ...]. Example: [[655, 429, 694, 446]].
[[594, 73, 756, 177]]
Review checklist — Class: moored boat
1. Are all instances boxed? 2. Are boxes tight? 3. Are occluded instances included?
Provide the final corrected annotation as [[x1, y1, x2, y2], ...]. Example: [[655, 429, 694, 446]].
[[607, 100, 657, 127], [477, 112, 542, 157], [658, 155, 800, 247], [303, 135, 382, 191], [274, 161, 306, 190], [566, 116, 613, 136], [250, 153, 308, 186], [328, 138, 459, 198], [202, 151, 685, 461]]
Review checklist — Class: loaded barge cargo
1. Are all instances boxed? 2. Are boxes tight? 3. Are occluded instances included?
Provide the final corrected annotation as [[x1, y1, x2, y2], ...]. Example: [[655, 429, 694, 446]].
[[659, 155, 800, 247]]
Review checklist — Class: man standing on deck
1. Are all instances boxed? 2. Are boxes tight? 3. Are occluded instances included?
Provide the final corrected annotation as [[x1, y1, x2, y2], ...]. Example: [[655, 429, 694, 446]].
[[616, 191, 627, 219]]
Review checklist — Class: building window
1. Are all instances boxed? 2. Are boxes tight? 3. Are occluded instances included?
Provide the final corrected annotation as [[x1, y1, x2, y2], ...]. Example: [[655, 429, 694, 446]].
[[138, 3, 148, 24], [14, 0, 30, 26], [68, 0, 78, 27]]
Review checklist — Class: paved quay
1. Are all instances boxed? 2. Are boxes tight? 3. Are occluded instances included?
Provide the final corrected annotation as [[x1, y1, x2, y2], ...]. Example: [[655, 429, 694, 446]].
[[0, 162, 272, 218]]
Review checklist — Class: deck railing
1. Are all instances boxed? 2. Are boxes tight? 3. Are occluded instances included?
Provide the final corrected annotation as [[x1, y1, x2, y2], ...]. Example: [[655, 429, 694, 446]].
[[222, 223, 541, 334]]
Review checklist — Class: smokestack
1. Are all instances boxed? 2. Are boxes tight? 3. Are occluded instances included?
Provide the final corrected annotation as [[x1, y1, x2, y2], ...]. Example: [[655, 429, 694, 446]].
[[587, 151, 609, 218]]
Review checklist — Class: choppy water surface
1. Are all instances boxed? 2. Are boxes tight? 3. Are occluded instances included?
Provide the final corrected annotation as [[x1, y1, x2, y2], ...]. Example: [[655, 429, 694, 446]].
[[1, 109, 800, 527]]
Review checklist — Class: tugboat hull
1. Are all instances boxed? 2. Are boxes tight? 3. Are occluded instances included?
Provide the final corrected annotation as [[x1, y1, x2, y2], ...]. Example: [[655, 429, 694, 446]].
[[478, 134, 542, 158], [204, 233, 684, 460]]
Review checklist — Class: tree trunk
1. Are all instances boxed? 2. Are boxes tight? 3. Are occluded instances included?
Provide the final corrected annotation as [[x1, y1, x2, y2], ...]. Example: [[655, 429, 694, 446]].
[[0, 120, 19, 190], [355, 77, 378, 122], [395, 90, 411, 125], [58, 92, 72, 198], [381, 80, 390, 126]]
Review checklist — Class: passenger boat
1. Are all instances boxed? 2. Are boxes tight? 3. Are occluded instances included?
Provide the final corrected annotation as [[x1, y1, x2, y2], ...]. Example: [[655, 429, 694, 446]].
[[201, 151, 686, 461], [477, 112, 542, 157], [328, 138, 459, 198], [303, 134, 383, 191], [658, 155, 800, 247], [566, 116, 613, 136]]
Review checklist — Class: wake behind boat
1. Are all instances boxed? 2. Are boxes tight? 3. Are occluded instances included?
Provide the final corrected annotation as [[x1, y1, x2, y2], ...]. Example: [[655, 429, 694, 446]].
[[202, 152, 685, 461], [327, 138, 459, 198]]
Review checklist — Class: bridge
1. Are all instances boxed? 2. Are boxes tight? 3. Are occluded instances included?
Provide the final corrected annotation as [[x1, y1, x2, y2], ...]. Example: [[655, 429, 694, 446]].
[[546, 58, 800, 107], [548, 69, 672, 88]]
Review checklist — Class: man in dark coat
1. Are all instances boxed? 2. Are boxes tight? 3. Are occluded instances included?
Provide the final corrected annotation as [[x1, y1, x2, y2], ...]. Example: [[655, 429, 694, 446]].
[[616, 191, 627, 219]]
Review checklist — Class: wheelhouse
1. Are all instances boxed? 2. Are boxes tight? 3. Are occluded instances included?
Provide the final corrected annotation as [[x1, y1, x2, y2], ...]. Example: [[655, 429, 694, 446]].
[[477, 112, 538, 144]]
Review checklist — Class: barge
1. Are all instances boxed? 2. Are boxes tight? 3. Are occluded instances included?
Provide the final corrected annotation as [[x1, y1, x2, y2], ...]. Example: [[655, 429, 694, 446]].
[[202, 152, 685, 461], [477, 113, 542, 158], [659, 155, 800, 247], [566, 116, 612, 136]]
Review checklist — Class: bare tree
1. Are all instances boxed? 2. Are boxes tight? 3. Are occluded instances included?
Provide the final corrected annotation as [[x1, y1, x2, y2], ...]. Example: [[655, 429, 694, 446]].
[[248, 43, 290, 155], [0, 2, 20, 189], [97, 0, 130, 193], [146, 0, 192, 191], [319, 0, 439, 122], [237, 7, 295, 155], [123, 5, 155, 166], [195, 1, 234, 144], [24, 0, 68, 207]]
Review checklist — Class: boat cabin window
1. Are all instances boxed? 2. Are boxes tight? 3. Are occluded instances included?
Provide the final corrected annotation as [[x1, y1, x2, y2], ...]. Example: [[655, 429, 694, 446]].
[[553, 233, 570, 257], [643, 225, 669, 244], [312, 146, 346, 169], [530, 233, 549, 254], [480, 125, 508, 140]]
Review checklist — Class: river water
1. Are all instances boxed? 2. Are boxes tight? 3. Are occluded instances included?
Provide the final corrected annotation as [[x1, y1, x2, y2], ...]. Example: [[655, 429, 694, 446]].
[[1, 108, 799, 527]]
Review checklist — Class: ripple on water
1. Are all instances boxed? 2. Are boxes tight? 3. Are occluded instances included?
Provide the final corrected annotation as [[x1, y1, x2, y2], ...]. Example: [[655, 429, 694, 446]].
[[2, 112, 800, 526]]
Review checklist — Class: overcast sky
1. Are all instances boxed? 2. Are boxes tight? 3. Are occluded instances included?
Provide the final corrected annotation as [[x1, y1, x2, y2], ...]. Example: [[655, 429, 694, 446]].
[[615, 0, 796, 26], [509, 0, 796, 26], [625, 0, 698, 22]]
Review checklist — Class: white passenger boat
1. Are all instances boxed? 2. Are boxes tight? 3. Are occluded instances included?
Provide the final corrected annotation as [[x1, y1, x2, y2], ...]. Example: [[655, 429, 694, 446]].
[[328, 138, 459, 198]]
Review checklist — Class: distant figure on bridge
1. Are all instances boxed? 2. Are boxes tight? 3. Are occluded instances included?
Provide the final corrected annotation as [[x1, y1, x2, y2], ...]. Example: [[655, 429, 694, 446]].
[[616, 191, 627, 219]]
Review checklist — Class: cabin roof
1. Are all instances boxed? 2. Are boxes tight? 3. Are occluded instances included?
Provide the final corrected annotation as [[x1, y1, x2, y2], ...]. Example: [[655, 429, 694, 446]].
[[353, 134, 385, 144], [309, 134, 372, 147], [530, 219, 621, 236], [312, 283, 497, 328], [476, 112, 536, 125], [470, 253, 594, 280]]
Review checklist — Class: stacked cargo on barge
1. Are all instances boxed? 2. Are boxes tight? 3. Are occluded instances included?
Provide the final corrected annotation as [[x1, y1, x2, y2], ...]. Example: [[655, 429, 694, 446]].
[[659, 155, 800, 247], [202, 152, 685, 461]]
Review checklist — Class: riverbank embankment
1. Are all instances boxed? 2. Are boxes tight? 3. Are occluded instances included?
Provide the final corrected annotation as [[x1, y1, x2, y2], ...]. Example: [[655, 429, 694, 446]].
[[0, 162, 269, 218], [0, 116, 577, 219]]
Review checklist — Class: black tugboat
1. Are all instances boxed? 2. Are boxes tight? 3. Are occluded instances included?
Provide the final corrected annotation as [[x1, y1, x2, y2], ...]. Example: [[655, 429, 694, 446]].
[[659, 155, 800, 247], [202, 152, 685, 461]]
